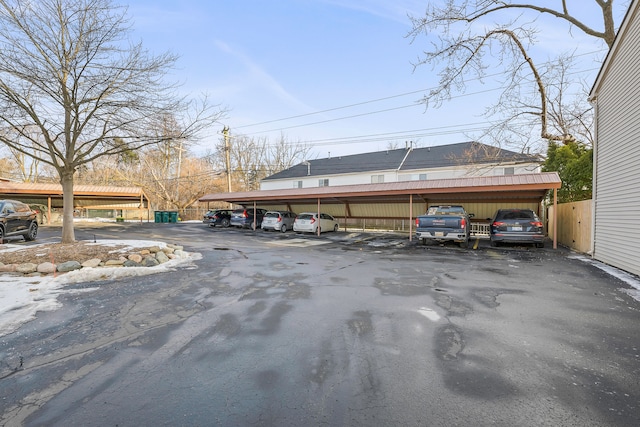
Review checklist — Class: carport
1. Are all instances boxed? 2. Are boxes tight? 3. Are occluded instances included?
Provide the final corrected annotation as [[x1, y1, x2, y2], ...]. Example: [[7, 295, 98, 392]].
[[0, 182, 150, 224], [199, 172, 562, 248]]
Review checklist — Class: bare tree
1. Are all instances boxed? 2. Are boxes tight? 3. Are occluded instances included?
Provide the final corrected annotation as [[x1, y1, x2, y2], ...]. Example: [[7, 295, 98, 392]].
[[480, 54, 595, 152], [0, 0, 224, 242], [209, 132, 313, 191], [408, 0, 619, 149], [265, 133, 313, 176]]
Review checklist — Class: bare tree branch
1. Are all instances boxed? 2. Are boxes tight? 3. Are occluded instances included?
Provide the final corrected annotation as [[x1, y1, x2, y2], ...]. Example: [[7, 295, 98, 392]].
[[408, 0, 618, 152]]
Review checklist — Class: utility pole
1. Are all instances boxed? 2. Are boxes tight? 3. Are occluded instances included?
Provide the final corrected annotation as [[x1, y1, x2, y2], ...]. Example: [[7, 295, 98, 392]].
[[223, 126, 232, 208]]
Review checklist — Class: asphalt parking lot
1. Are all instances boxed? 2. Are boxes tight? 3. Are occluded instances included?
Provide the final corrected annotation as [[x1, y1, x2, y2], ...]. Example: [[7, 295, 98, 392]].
[[1, 222, 639, 426]]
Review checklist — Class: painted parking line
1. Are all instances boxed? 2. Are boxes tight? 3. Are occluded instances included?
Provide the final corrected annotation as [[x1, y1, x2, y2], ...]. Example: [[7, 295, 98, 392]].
[[267, 238, 330, 247]]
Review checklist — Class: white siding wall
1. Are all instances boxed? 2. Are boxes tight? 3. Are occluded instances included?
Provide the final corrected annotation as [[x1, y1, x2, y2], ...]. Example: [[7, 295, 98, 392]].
[[260, 162, 540, 191], [593, 5, 640, 277]]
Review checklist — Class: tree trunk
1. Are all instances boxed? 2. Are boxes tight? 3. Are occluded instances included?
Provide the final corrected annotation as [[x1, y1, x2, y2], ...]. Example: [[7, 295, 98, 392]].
[[60, 172, 76, 243]]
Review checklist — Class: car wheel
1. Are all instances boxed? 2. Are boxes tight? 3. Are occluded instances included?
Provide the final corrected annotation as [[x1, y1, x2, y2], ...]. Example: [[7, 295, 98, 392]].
[[490, 240, 499, 247], [0, 226, 4, 244], [458, 239, 468, 249], [535, 242, 545, 248], [250, 222, 257, 231], [25, 222, 38, 241], [221, 218, 230, 227], [333, 224, 338, 232], [280, 224, 287, 233]]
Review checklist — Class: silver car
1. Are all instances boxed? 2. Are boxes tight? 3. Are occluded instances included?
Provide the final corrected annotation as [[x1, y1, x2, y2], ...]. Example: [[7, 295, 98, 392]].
[[293, 212, 339, 234], [261, 211, 297, 232]]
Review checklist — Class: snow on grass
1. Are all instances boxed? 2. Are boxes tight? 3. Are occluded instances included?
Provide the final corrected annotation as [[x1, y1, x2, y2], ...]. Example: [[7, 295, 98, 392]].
[[0, 240, 201, 337]]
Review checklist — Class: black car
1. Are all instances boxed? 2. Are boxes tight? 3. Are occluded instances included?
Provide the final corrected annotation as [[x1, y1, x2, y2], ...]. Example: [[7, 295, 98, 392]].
[[203, 209, 233, 227], [230, 208, 267, 230], [489, 208, 545, 248], [0, 199, 39, 243]]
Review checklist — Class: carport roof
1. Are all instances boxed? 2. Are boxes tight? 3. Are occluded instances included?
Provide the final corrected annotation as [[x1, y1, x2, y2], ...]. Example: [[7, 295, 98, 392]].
[[0, 182, 149, 208], [200, 172, 561, 205]]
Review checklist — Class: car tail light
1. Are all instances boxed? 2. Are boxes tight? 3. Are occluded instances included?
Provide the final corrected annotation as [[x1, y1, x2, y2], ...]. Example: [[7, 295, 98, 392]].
[[531, 221, 543, 227], [460, 218, 466, 229], [242, 211, 248, 218], [415, 218, 419, 226], [277, 217, 282, 222], [310, 217, 316, 224], [492, 221, 504, 227]]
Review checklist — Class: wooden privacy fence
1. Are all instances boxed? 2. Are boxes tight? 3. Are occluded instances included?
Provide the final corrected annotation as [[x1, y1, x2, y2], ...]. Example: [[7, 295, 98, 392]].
[[547, 200, 592, 253]]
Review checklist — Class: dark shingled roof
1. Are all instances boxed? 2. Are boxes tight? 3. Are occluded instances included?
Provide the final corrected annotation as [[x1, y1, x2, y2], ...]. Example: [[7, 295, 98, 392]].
[[263, 141, 540, 181]]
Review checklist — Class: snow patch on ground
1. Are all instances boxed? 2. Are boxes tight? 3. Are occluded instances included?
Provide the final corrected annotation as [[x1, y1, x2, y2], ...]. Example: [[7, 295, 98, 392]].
[[0, 240, 201, 337], [569, 253, 640, 302]]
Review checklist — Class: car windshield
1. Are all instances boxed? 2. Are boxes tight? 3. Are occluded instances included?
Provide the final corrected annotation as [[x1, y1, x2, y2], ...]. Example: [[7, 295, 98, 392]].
[[498, 210, 535, 220], [427, 206, 464, 215]]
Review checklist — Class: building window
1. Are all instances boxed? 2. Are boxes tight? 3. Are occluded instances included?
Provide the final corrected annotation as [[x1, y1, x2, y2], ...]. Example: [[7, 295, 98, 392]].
[[318, 178, 329, 187], [398, 173, 426, 181], [504, 167, 515, 175], [371, 174, 384, 184], [293, 180, 303, 188]]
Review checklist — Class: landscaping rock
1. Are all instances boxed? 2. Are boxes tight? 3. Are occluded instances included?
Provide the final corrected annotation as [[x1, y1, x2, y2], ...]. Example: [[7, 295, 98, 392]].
[[2, 242, 191, 275], [128, 254, 143, 263], [155, 251, 169, 264], [57, 261, 82, 272], [0, 264, 16, 272], [82, 258, 102, 268], [142, 256, 159, 267], [16, 263, 38, 274], [37, 262, 57, 274]]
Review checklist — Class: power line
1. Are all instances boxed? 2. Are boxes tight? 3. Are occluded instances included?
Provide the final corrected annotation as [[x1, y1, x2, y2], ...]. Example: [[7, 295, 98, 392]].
[[231, 50, 605, 135]]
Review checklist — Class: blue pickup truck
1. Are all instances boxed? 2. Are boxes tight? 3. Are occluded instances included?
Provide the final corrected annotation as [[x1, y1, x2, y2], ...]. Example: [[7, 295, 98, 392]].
[[415, 205, 473, 248]]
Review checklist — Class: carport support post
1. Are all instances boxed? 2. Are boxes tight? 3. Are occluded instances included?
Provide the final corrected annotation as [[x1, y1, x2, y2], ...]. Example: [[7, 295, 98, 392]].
[[253, 201, 257, 231], [410, 194, 414, 241], [553, 188, 558, 249], [317, 198, 321, 236]]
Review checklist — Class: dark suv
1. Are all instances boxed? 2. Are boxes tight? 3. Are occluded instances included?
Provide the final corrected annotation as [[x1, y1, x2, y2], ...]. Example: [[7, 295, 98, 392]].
[[0, 199, 39, 243], [203, 209, 233, 227], [489, 208, 545, 248], [230, 207, 267, 230]]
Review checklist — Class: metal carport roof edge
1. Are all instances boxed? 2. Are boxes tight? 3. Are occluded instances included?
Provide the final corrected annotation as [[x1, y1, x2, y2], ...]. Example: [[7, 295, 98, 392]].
[[200, 173, 561, 204]]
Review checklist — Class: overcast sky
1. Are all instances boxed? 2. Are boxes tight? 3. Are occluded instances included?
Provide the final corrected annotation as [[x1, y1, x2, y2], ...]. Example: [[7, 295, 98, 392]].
[[126, 0, 621, 158]]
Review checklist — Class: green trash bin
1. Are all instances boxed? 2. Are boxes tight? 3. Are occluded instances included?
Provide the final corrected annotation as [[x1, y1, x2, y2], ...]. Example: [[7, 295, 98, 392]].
[[154, 211, 162, 223], [169, 212, 178, 223], [161, 211, 170, 223]]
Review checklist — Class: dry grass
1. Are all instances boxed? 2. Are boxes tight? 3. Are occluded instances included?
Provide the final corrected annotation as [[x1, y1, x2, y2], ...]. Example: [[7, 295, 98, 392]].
[[0, 242, 147, 265]]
